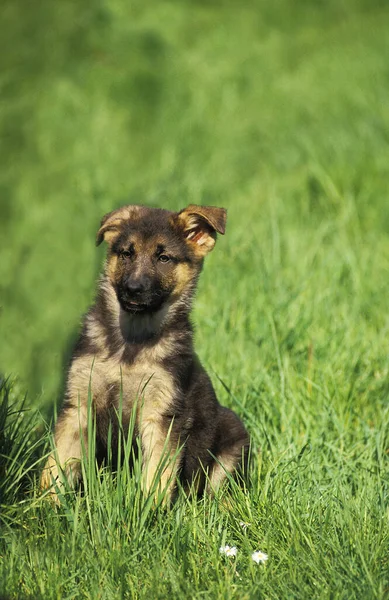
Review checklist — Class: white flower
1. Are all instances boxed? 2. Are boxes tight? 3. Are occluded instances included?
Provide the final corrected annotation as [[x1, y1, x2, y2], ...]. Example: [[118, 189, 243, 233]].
[[252, 550, 268, 564], [239, 521, 250, 530], [219, 545, 238, 557]]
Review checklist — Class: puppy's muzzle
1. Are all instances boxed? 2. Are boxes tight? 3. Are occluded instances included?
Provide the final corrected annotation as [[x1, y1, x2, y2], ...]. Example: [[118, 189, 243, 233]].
[[117, 275, 164, 314], [125, 275, 152, 296]]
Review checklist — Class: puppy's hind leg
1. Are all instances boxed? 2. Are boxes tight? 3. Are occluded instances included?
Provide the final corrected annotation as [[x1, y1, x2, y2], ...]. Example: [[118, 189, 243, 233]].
[[207, 407, 250, 493], [41, 404, 88, 501]]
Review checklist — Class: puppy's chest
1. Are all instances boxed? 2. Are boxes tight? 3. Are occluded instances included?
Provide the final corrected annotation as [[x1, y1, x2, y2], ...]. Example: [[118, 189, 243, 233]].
[[121, 361, 174, 412], [102, 349, 176, 421]]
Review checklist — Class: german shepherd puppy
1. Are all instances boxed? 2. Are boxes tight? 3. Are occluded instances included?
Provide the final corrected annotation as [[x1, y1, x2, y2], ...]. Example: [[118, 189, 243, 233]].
[[41, 204, 249, 502]]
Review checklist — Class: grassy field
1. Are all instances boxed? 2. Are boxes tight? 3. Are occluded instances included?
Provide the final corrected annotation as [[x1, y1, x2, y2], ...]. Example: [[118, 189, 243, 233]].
[[1, 0, 389, 597]]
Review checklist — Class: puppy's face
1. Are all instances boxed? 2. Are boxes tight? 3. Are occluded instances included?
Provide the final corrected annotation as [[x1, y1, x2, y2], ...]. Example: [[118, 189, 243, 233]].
[[96, 205, 226, 315]]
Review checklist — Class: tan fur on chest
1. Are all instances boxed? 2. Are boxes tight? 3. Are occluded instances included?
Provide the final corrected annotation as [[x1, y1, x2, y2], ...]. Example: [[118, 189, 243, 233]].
[[67, 346, 177, 494], [68, 346, 175, 423]]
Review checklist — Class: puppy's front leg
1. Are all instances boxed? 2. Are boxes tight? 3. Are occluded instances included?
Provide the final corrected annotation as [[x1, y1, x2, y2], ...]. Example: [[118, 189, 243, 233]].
[[40, 404, 88, 501], [141, 418, 178, 502]]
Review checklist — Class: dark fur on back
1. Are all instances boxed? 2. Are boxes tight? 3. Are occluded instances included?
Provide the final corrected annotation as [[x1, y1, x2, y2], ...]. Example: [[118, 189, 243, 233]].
[[41, 204, 249, 501]]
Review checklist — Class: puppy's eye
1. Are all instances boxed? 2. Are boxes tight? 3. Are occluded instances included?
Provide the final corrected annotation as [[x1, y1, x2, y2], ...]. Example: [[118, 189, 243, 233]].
[[120, 250, 133, 258], [158, 254, 170, 263]]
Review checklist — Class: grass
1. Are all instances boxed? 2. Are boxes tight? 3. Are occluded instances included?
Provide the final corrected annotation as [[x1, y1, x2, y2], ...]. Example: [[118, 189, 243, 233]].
[[1, 0, 389, 597]]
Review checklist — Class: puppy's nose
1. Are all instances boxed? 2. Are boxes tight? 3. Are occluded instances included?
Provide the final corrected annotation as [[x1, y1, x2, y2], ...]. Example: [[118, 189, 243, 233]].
[[125, 276, 151, 295]]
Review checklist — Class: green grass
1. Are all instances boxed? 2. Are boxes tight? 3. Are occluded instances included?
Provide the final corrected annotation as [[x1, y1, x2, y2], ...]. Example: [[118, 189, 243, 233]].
[[1, 0, 389, 597]]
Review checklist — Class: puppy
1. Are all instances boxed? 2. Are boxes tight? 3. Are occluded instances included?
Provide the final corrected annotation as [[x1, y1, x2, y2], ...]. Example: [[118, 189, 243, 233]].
[[41, 204, 249, 502]]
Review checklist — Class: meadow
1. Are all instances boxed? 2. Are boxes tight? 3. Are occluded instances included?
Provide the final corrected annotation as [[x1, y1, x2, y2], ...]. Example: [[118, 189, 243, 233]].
[[1, 0, 389, 597]]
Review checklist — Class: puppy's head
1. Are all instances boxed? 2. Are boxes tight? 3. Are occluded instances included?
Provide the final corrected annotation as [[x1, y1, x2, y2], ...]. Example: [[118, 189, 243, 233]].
[[96, 204, 227, 315]]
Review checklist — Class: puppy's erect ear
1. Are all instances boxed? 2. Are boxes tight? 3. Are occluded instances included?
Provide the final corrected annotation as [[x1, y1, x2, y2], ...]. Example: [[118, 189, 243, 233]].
[[96, 205, 142, 246], [177, 204, 227, 257]]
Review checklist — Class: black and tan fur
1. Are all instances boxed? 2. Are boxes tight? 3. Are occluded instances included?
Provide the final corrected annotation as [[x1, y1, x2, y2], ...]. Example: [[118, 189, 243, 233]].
[[41, 204, 249, 501]]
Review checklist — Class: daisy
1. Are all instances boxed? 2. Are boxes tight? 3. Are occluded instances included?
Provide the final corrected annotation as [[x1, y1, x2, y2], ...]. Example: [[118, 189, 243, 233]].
[[219, 545, 238, 557], [252, 550, 268, 564]]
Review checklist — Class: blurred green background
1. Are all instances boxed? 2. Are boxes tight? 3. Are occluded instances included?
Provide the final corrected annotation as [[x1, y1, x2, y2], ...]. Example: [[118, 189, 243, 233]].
[[1, 0, 389, 412]]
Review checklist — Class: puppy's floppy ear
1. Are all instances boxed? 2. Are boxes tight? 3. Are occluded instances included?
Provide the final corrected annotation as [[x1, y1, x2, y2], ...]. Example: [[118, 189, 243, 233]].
[[96, 212, 122, 246], [177, 204, 227, 257], [96, 205, 142, 246]]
